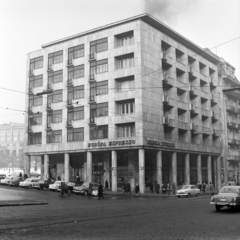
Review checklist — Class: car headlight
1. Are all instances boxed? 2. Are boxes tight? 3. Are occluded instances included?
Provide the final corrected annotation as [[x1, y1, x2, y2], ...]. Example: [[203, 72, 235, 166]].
[[233, 197, 236, 202]]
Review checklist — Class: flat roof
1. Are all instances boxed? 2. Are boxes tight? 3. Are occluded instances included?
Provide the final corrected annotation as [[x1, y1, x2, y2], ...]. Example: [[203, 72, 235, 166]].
[[42, 13, 220, 64]]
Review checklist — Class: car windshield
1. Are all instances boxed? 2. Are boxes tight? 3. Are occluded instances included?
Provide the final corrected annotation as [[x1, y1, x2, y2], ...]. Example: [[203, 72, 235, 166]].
[[54, 181, 61, 184], [182, 185, 191, 189], [219, 188, 240, 194], [25, 179, 31, 182], [39, 181, 45, 184]]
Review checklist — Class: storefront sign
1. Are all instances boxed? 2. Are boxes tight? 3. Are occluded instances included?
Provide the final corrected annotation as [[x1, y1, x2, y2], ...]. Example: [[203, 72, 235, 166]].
[[88, 139, 136, 148], [92, 170, 104, 175], [147, 138, 175, 148]]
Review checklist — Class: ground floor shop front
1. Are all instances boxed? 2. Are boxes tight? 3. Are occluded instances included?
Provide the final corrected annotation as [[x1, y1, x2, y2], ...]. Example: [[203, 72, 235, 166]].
[[25, 149, 223, 193]]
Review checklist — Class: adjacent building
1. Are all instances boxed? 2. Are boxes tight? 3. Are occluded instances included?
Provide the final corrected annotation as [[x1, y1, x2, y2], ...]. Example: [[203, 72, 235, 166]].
[[25, 13, 236, 193]]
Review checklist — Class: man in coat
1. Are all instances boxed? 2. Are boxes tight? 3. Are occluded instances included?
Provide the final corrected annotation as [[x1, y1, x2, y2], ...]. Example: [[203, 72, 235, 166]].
[[155, 182, 160, 194], [98, 182, 104, 200]]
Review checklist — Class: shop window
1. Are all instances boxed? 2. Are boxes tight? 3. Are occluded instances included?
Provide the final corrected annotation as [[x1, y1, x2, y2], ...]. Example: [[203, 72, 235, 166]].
[[117, 152, 128, 166]]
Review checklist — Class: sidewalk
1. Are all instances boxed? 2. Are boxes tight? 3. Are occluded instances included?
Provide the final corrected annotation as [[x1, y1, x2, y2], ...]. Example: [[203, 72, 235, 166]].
[[104, 190, 212, 198]]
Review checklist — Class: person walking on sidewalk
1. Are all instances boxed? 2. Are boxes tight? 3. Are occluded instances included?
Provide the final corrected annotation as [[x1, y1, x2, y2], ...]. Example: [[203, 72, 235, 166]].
[[209, 182, 215, 196], [155, 182, 160, 194], [149, 182, 153, 193], [135, 183, 140, 197], [126, 181, 131, 194], [105, 179, 109, 191], [122, 181, 126, 194], [202, 182, 206, 193], [167, 183, 170, 195], [88, 183, 93, 195], [98, 182, 104, 200]]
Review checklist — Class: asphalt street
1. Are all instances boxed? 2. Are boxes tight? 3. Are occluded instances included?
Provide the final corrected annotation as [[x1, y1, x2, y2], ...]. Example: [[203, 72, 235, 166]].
[[0, 186, 239, 240]]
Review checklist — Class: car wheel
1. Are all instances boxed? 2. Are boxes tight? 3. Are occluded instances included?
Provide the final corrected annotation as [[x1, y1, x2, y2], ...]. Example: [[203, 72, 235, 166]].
[[215, 205, 221, 212], [84, 191, 88, 196], [178, 195, 180, 198], [187, 193, 190, 197]]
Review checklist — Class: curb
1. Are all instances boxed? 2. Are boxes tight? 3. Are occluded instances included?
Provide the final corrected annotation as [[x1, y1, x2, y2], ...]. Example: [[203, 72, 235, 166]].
[[0, 202, 48, 207]]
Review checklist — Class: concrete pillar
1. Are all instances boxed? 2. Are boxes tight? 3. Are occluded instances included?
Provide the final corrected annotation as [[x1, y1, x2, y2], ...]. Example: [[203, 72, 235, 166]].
[[64, 153, 70, 182], [87, 152, 92, 183], [207, 155, 212, 185], [111, 151, 117, 192], [44, 154, 49, 180], [197, 155, 202, 183], [41, 156, 44, 179], [172, 152, 177, 189], [156, 151, 162, 187], [216, 156, 221, 189], [213, 157, 217, 188], [25, 155, 31, 177], [139, 149, 145, 194], [184, 154, 190, 185]]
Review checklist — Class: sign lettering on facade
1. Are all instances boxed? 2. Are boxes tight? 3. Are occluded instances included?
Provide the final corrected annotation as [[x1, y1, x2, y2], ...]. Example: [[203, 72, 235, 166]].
[[147, 138, 175, 148], [88, 140, 136, 148]]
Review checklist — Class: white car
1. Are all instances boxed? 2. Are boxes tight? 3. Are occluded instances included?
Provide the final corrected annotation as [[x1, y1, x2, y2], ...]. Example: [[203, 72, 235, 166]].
[[176, 185, 200, 197], [49, 181, 61, 191], [19, 178, 39, 188], [0, 177, 13, 185]]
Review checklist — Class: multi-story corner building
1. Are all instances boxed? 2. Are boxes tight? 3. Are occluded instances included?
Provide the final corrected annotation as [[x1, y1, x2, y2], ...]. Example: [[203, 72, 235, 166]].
[[0, 122, 25, 167], [220, 59, 240, 184], [25, 13, 225, 193]]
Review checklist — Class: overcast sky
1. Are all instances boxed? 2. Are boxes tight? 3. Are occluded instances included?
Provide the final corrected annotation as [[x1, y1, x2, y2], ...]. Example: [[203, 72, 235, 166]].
[[0, 0, 239, 124]]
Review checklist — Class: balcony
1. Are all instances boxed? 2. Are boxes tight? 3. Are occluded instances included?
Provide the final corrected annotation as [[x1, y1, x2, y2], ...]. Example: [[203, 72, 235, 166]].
[[163, 116, 174, 127], [66, 59, 73, 67], [209, 77, 216, 88], [46, 103, 52, 112], [188, 66, 194, 75], [162, 95, 169, 104], [66, 120, 73, 128], [227, 121, 233, 129], [67, 99, 73, 108], [89, 74, 96, 82], [189, 85, 197, 97], [29, 87, 33, 95], [89, 117, 96, 126], [210, 94, 217, 105], [28, 69, 34, 76], [89, 52, 96, 61], [211, 111, 218, 121], [212, 129, 220, 137], [47, 64, 53, 72], [161, 52, 172, 68], [46, 124, 52, 131], [67, 79, 73, 87], [162, 74, 174, 88], [189, 123, 196, 132]]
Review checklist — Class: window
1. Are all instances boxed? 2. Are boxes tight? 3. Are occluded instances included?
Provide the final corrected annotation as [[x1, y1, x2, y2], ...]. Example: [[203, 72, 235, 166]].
[[120, 36, 134, 47], [68, 65, 84, 79], [115, 31, 134, 48], [117, 123, 135, 138], [67, 128, 84, 142], [30, 113, 42, 125], [29, 75, 43, 88], [68, 45, 84, 59], [30, 56, 43, 70], [51, 110, 62, 123], [47, 130, 62, 143], [28, 132, 42, 145], [68, 85, 84, 100], [90, 125, 108, 140], [48, 50, 63, 65], [117, 79, 134, 92], [119, 57, 134, 69], [90, 59, 108, 75], [68, 107, 84, 121], [119, 100, 134, 114], [48, 70, 63, 84], [90, 38, 108, 54], [48, 90, 63, 104], [29, 95, 42, 107], [97, 103, 108, 117], [97, 81, 108, 95]]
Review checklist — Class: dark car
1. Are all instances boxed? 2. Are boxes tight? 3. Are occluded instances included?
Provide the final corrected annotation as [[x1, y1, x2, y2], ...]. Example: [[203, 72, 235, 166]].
[[0, 174, 6, 180], [210, 186, 240, 211], [33, 179, 54, 190]]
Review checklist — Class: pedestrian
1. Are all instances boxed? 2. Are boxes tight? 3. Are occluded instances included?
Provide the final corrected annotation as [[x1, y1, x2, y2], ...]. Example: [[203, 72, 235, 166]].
[[167, 183, 170, 195], [209, 182, 215, 196], [162, 184, 166, 194], [19, 172, 22, 178], [88, 183, 93, 195], [105, 179, 109, 190], [126, 181, 131, 194], [24, 173, 28, 180], [172, 182, 176, 194], [59, 182, 65, 197], [57, 176, 61, 181], [76, 174, 80, 182], [199, 182, 202, 192], [202, 182, 206, 193], [149, 182, 153, 193], [98, 182, 104, 200], [122, 181, 126, 194], [155, 182, 160, 194], [135, 183, 140, 196]]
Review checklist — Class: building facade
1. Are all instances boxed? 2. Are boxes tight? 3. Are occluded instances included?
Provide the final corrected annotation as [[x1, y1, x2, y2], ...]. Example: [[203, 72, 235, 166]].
[[25, 14, 227, 193], [0, 122, 25, 168]]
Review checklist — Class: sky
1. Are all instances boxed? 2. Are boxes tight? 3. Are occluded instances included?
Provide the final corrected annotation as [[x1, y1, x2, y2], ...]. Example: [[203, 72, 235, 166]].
[[0, 0, 239, 125]]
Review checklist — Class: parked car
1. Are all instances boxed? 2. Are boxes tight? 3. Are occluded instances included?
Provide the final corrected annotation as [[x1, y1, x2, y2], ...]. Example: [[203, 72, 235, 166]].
[[19, 178, 39, 188], [176, 185, 200, 198], [223, 181, 237, 186], [49, 181, 62, 191], [73, 183, 98, 196], [8, 176, 23, 187], [33, 179, 55, 190], [210, 186, 240, 211], [0, 174, 6, 180], [0, 176, 13, 185], [56, 181, 82, 193]]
